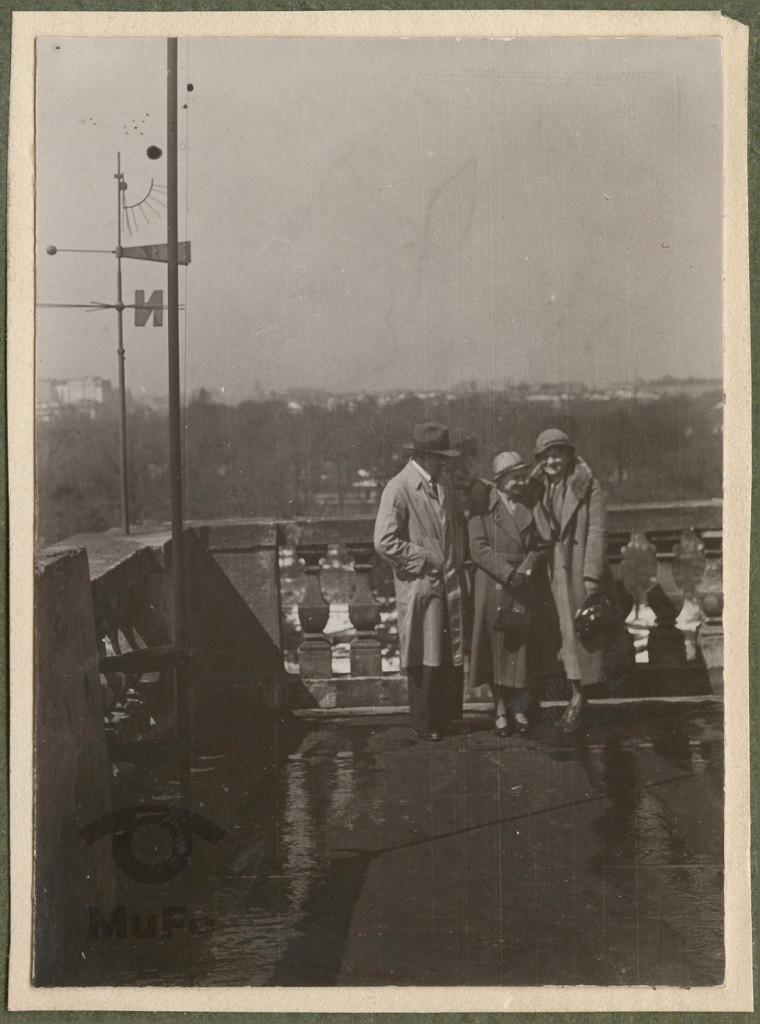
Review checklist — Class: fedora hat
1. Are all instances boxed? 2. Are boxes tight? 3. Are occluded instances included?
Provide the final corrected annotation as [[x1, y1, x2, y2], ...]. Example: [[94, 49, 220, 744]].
[[492, 451, 531, 481], [403, 421, 460, 459], [534, 428, 576, 459]]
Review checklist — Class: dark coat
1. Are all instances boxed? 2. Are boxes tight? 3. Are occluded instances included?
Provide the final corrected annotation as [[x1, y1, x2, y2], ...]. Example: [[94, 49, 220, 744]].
[[468, 488, 545, 692]]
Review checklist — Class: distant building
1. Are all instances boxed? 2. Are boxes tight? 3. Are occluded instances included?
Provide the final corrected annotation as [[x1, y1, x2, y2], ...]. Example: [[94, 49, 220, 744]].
[[36, 376, 115, 420], [614, 378, 721, 400], [313, 469, 382, 515], [137, 393, 169, 414], [525, 393, 562, 406], [57, 376, 112, 405]]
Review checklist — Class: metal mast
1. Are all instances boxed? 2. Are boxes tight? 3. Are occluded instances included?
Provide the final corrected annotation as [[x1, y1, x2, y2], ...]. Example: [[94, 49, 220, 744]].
[[167, 37, 186, 649], [115, 153, 130, 534]]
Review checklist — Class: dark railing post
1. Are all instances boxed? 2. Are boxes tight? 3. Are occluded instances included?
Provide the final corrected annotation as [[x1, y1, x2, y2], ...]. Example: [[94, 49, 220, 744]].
[[647, 582, 687, 667], [347, 542, 382, 677], [297, 544, 332, 679]]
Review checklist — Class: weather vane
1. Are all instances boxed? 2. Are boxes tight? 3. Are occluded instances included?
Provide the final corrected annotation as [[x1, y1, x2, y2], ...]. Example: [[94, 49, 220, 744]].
[[38, 149, 191, 535]]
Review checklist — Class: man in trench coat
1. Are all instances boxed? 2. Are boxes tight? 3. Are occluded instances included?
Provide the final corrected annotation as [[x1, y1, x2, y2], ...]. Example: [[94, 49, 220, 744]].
[[374, 421, 465, 741]]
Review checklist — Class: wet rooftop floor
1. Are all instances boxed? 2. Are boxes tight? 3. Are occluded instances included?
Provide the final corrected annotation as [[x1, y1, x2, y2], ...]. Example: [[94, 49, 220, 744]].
[[71, 699, 723, 988]]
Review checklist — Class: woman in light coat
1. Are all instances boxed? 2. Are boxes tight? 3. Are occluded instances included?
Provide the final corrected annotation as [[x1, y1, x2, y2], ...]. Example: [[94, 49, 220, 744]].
[[468, 451, 545, 737], [531, 428, 612, 732]]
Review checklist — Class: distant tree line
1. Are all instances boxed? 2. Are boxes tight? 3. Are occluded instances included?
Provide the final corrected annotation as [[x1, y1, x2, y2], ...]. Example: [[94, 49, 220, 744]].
[[36, 387, 722, 546]]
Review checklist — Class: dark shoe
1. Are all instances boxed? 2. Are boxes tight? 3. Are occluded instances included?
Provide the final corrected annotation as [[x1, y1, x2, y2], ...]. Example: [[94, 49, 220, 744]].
[[493, 715, 514, 738], [514, 713, 531, 736], [414, 729, 442, 742]]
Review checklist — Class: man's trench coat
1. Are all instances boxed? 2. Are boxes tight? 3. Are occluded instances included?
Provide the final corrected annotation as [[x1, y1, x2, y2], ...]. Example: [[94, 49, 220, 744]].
[[374, 460, 465, 669]]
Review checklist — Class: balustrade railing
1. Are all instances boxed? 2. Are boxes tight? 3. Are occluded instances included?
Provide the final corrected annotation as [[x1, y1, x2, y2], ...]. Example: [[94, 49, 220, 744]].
[[41, 500, 723, 719], [202, 499, 723, 696], [604, 505, 723, 685]]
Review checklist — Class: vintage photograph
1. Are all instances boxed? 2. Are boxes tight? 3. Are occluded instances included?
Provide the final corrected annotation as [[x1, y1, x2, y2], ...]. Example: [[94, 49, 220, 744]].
[[11, 12, 752, 1012]]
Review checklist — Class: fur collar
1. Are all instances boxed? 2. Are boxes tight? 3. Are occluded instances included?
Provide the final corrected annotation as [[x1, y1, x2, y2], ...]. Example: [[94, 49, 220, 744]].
[[567, 457, 594, 501]]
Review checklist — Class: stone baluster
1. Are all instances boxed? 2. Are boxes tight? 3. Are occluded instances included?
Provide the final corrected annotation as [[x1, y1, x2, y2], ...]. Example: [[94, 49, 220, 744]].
[[651, 547, 684, 615], [671, 529, 707, 659], [620, 531, 685, 667], [618, 531, 656, 665], [347, 542, 382, 677], [696, 558, 723, 692], [619, 531, 658, 610], [296, 544, 332, 680], [647, 534, 689, 668]]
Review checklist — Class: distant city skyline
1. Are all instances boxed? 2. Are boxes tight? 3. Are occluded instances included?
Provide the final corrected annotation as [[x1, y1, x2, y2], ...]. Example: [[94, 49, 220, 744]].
[[37, 36, 722, 400], [36, 371, 721, 413]]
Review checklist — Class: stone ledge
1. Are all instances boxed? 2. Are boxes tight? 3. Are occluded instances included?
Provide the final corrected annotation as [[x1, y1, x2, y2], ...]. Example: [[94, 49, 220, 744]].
[[289, 663, 719, 711]]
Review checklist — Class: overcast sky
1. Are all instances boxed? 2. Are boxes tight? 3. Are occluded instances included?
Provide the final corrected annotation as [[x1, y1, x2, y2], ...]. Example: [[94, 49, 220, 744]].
[[36, 36, 722, 401]]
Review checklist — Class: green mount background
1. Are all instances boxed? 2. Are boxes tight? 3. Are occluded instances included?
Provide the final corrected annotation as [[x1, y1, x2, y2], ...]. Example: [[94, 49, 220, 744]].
[[2, 1, 757, 1021]]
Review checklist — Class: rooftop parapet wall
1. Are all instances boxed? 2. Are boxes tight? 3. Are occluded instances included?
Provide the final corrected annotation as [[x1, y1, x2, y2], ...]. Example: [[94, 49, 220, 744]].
[[34, 547, 118, 984], [199, 499, 723, 553]]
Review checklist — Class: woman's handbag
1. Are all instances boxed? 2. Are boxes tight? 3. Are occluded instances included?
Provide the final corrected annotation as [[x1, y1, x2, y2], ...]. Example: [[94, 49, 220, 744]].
[[574, 591, 615, 650], [492, 589, 532, 639], [492, 549, 541, 638]]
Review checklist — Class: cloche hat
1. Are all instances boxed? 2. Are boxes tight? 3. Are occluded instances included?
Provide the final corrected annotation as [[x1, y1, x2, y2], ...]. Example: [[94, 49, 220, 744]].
[[534, 428, 576, 459], [492, 451, 531, 481]]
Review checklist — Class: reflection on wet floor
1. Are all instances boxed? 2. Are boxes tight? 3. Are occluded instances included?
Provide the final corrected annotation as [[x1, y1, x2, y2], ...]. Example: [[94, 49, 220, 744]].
[[73, 700, 724, 987]]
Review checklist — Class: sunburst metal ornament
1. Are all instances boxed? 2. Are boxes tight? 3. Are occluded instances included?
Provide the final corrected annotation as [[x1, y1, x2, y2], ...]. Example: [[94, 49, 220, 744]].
[[122, 179, 167, 237]]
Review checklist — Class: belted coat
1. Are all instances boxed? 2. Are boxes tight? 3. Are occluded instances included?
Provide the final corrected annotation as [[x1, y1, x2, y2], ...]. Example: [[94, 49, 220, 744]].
[[532, 457, 609, 685], [374, 460, 465, 669], [468, 488, 539, 691]]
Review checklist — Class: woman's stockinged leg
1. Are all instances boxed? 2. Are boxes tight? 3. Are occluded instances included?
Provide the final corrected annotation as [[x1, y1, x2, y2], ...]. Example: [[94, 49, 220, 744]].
[[493, 687, 513, 737], [507, 686, 532, 734]]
